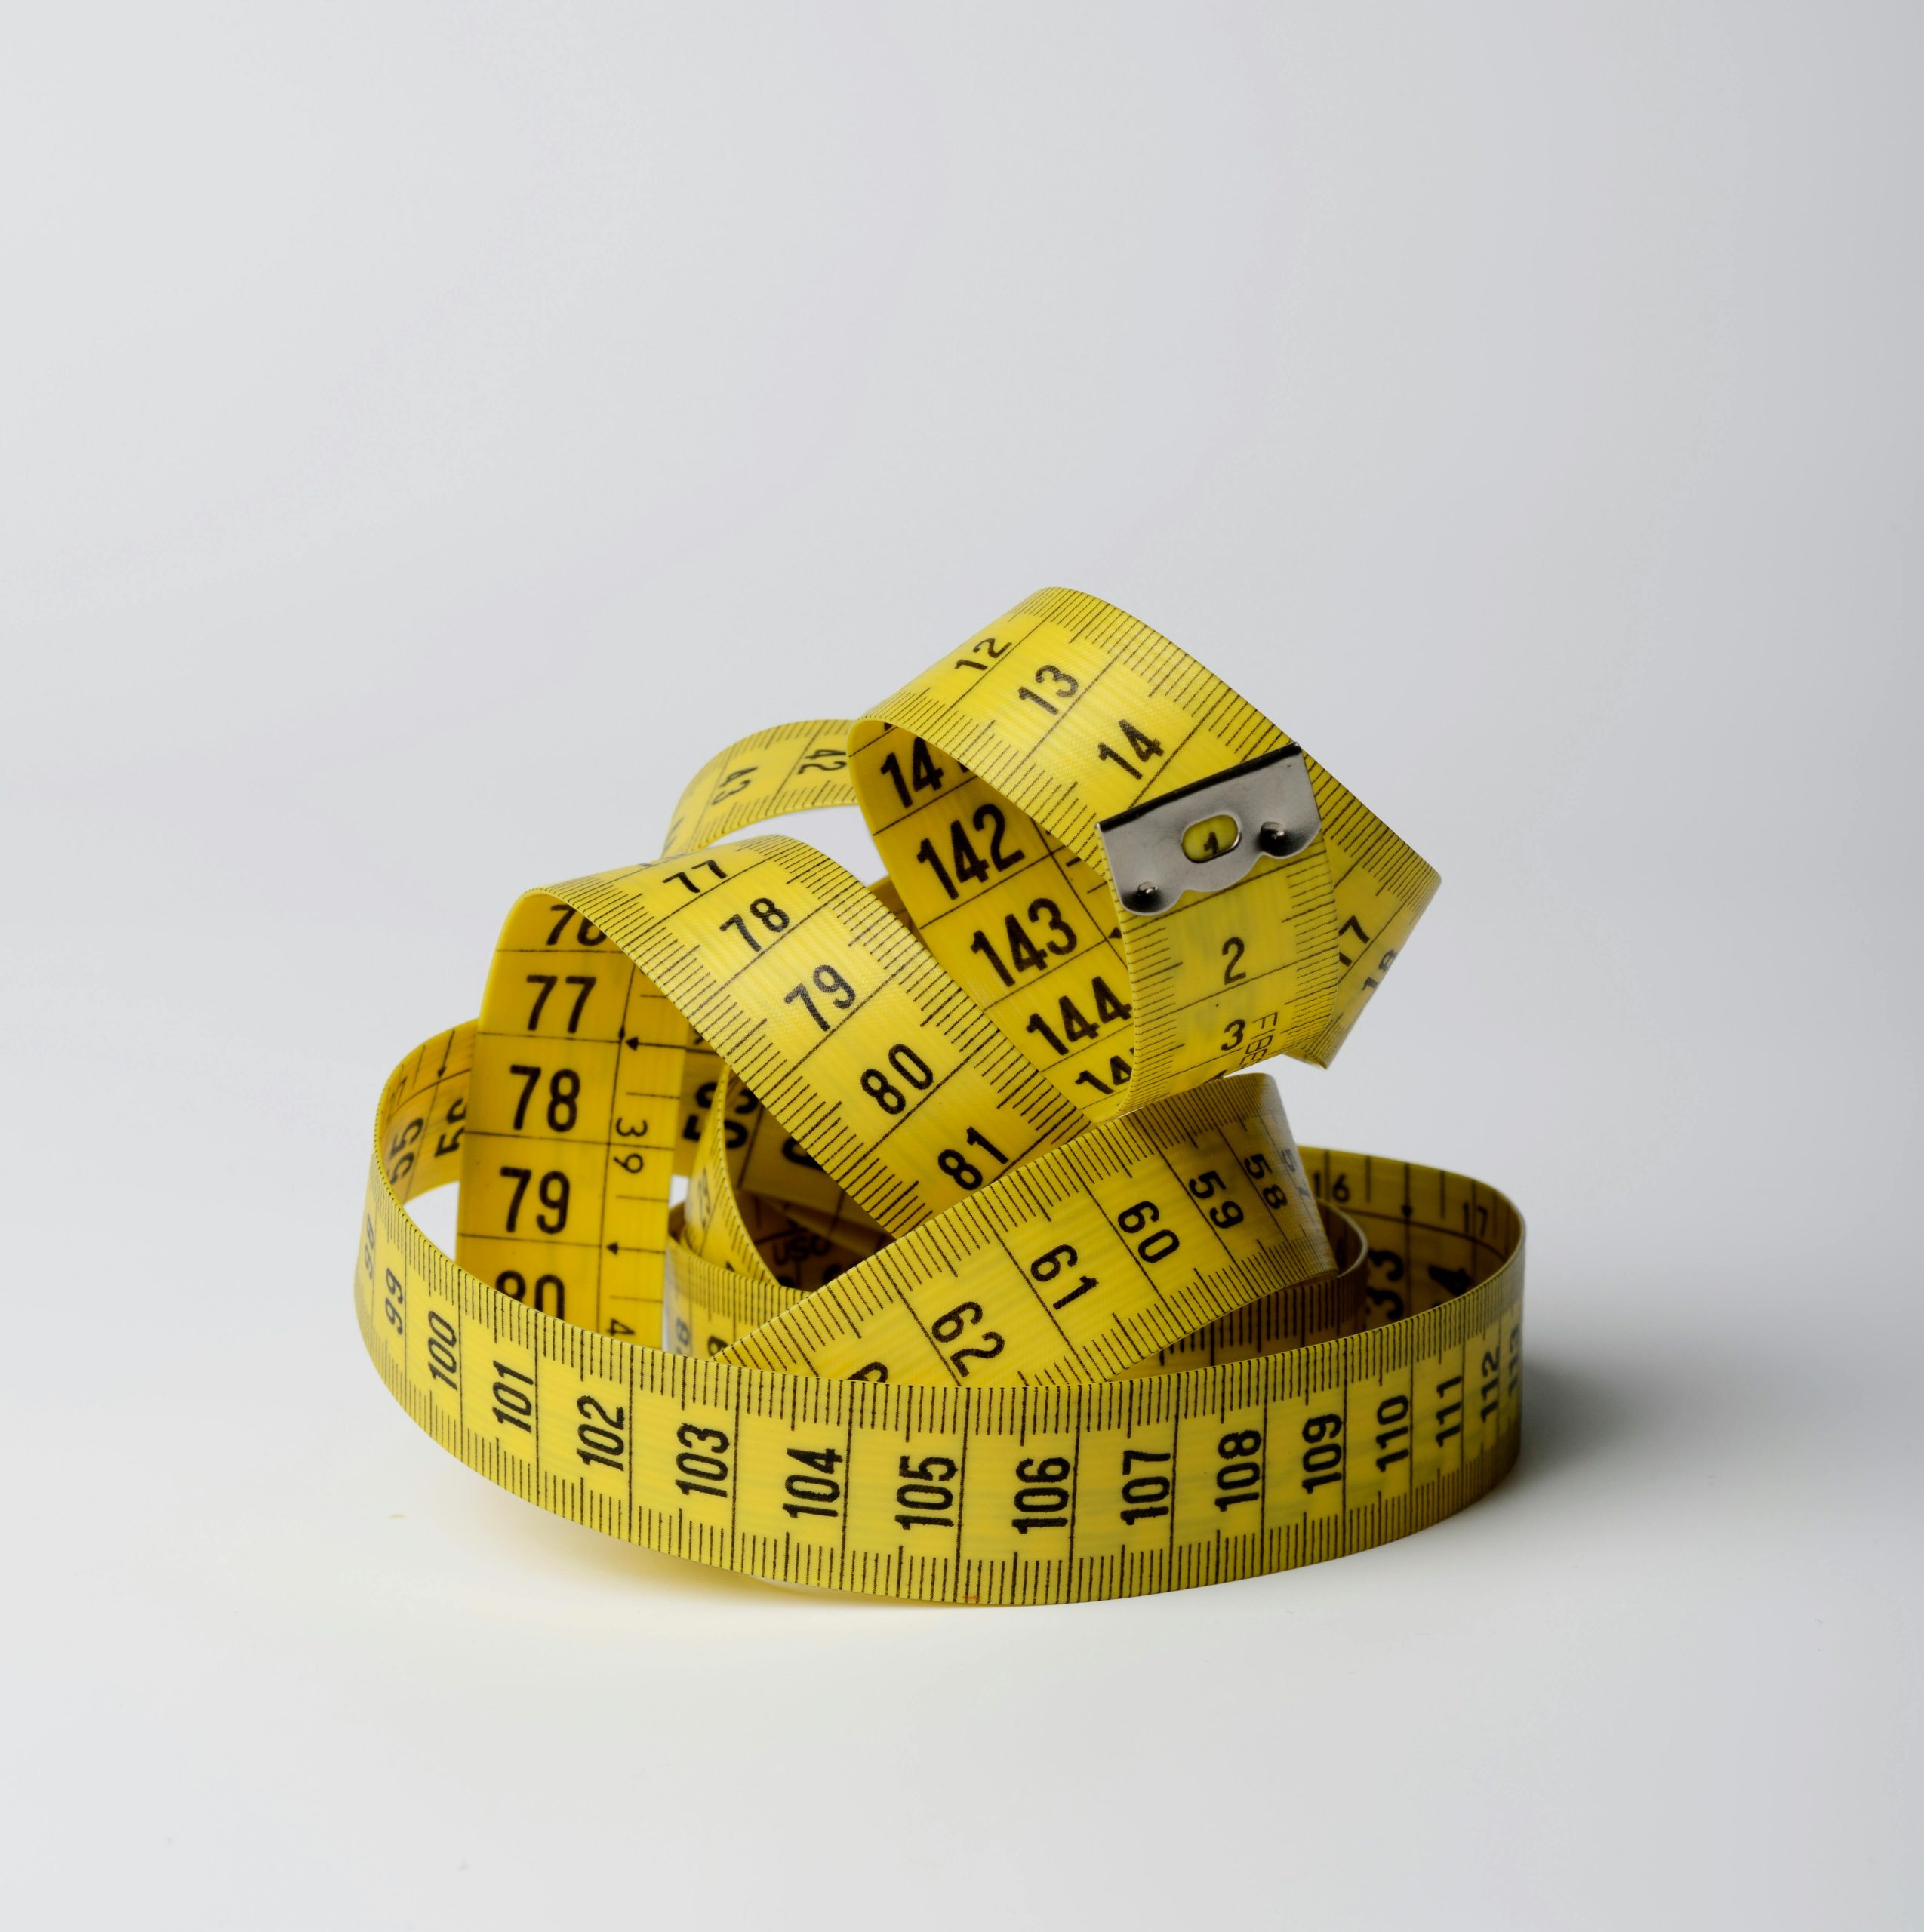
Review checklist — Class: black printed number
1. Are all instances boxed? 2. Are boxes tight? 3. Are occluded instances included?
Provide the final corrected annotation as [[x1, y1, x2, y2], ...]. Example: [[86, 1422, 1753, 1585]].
[[1117, 1199, 1181, 1263], [524, 974, 596, 1032], [1119, 1447, 1172, 1525], [499, 1167, 570, 1234], [968, 897, 1079, 985], [1301, 1412, 1344, 1494], [914, 804, 1027, 898], [937, 1128, 1008, 1192], [783, 965, 857, 1031], [896, 1453, 958, 1531], [576, 1395, 628, 1472], [495, 1269, 565, 1318], [426, 1309, 459, 1389], [1094, 720, 1165, 781], [674, 1422, 731, 1499], [782, 1446, 845, 1520], [1187, 1169, 1245, 1229], [1010, 1455, 1072, 1534], [1029, 1242, 1097, 1310], [543, 905, 605, 946], [491, 1359, 534, 1433], [878, 737, 946, 807], [1242, 1152, 1293, 1211], [1373, 1392, 1411, 1471], [929, 1301, 1005, 1377], [860, 1043, 935, 1114], [1214, 1428, 1264, 1512], [506, 1065, 580, 1133], [719, 897, 791, 952]]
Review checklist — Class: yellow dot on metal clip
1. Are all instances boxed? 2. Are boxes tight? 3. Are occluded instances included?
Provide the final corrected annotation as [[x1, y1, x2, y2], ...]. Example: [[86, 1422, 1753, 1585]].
[[1180, 812, 1240, 863]]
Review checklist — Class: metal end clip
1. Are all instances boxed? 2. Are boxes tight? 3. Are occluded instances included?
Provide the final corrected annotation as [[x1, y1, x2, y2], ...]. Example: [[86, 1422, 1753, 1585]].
[[1097, 745, 1321, 917]]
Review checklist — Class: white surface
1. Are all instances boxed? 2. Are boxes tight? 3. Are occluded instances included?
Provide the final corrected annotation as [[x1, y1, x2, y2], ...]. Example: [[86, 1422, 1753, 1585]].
[[4, 5, 1919, 1927]]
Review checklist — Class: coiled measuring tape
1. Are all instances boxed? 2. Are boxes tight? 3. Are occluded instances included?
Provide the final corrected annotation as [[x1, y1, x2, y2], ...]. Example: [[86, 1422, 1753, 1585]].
[[356, 588, 1523, 1603]]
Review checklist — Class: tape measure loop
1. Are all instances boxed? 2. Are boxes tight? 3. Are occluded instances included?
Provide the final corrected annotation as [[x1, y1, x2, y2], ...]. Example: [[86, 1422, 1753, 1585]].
[[359, 590, 1513, 1601]]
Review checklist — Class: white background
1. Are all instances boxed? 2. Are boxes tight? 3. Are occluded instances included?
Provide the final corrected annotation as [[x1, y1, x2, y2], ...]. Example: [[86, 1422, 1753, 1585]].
[[4, 5, 1919, 1927]]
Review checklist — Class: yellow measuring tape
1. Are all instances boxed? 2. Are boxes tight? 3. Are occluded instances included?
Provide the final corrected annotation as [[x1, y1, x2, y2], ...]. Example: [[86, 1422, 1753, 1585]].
[[356, 588, 1523, 1602]]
